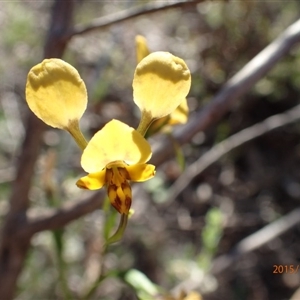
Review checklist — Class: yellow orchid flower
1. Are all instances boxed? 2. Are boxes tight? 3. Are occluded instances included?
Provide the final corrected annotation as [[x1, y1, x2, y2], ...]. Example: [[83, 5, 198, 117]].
[[133, 51, 191, 136], [26, 58, 88, 150], [135, 36, 189, 136], [76, 119, 155, 215]]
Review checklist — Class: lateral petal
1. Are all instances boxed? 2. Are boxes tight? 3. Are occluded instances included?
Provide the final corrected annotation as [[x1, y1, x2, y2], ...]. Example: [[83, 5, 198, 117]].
[[76, 169, 106, 190], [133, 51, 191, 120], [26, 59, 87, 129], [126, 164, 156, 182]]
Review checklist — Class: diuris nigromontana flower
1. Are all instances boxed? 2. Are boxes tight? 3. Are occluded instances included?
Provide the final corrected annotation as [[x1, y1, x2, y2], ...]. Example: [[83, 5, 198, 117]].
[[25, 51, 191, 217], [76, 119, 155, 214]]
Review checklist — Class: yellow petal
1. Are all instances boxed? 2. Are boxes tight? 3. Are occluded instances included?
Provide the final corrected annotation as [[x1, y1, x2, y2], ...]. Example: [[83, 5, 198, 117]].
[[76, 170, 106, 190], [126, 164, 156, 182], [81, 119, 152, 173], [135, 35, 150, 64], [26, 58, 87, 129], [169, 98, 189, 125], [183, 291, 203, 300], [133, 51, 191, 120]]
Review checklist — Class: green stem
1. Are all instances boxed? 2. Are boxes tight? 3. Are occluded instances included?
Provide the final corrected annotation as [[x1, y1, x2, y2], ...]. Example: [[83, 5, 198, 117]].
[[167, 132, 185, 171], [83, 276, 106, 300], [47, 192, 71, 300], [53, 229, 72, 300], [106, 213, 128, 246], [67, 119, 88, 151], [136, 111, 154, 137], [83, 270, 121, 300], [82, 213, 128, 300]]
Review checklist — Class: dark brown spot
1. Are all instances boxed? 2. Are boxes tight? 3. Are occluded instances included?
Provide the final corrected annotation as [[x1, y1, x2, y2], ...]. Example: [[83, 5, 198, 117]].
[[125, 196, 132, 211], [105, 168, 113, 184], [118, 167, 130, 180], [111, 196, 122, 213]]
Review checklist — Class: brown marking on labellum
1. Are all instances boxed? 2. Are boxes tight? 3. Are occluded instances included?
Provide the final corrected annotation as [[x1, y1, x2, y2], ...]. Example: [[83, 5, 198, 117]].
[[125, 196, 132, 211]]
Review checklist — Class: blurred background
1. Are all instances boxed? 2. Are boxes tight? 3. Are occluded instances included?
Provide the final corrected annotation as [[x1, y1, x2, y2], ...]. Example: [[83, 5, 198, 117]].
[[1, 1, 300, 299]]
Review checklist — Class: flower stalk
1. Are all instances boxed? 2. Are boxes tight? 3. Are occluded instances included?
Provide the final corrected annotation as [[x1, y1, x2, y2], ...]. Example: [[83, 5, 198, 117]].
[[136, 110, 154, 136], [66, 119, 88, 151]]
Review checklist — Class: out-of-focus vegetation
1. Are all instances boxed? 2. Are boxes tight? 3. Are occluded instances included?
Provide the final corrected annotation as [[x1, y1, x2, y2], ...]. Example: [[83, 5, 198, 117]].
[[2, 1, 300, 299]]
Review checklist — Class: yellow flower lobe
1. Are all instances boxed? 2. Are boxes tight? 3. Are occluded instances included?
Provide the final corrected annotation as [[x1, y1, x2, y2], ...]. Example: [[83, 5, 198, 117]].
[[133, 51, 191, 121], [132, 51, 191, 135], [26, 58, 87, 129]]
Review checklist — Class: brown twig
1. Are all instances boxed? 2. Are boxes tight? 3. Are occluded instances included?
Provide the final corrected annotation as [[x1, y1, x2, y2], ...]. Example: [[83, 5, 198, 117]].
[[44, 0, 75, 59], [0, 116, 46, 299], [68, 0, 204, 38], [166, 103, 300, 204], [0, 1, 75, 299], [25, 191, 104, 235], [211, 207, 300, 275]]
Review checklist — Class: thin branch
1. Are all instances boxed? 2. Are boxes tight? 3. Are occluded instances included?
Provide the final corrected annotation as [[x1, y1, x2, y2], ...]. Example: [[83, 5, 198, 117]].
[[69, 0, 204, 38], [211, 207, 300, 275], [165, 103, 300, 204], [23, 18, 300, 234], [0, 1, 75, 299], [151, 18, 300, 166], [0, 116, 47, 300], [25, 191, 104, 235], [44, 0, 75, 58]]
